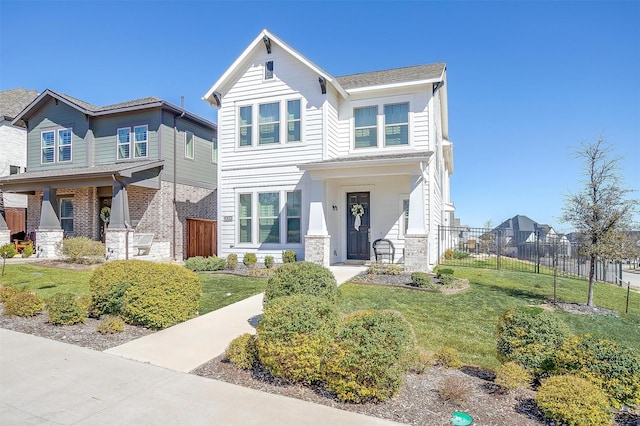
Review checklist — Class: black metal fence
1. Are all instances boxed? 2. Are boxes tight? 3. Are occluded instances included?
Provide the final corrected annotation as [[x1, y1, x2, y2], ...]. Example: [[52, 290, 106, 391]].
[[437, 225, 624, 285]]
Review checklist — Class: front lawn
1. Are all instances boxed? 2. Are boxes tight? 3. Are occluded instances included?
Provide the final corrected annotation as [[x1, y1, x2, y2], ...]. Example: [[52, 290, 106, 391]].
[[339, 267, 640, 370], [0, 264, 266, 315]]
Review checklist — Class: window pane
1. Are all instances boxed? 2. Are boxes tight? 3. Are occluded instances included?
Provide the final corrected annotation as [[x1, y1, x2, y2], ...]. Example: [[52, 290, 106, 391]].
[[258, 192, 279, 216], [117, 128, 130, 144], [354, 107, 377, 127], [259, 192, 279, 243], [59, 145, 71, 161], [384, 103, 408, 125], [259, 103, 279, 123], [134, 126, 147, 142], [119, 144, 130, 159], [240, 106, 252, 125], [239, 106, 252, 147], [260, 123, 279, 144], [385, 125, 408, 146], [134, 142, 147, 157], [42, 131, 55, 163], [239, 219, 251, 243], [185, 132, 194, 158], [240, 126, 252, 146], [134, 126, 147, 158], [355, 128, 376, 148], [287, 121, 300, 142], [287, 100, 300, 120], [287, 191, 300, 216], [58, 129, 72, 145], [287, 218, 300, 243], [239, 194, 252, 217], [60, 199, 74, 217], [59, 128, 72, 161]]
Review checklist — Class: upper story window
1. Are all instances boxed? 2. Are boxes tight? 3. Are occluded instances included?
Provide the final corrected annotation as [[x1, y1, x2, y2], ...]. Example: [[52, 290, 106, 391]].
[[287, 100, 301, 142], [238, 99, 303, 148], [384, 103, 409, 146], [354, 106, 377, 148], [259, 102, 280, 145], [265, 61, 274, 80], [117, 125, 148, 160], [185, 131, 194, 159], [41, 128, 72, 164], [239, 106, 252, 147]]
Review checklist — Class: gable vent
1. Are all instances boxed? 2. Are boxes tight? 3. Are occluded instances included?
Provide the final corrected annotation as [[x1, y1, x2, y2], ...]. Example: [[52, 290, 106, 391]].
[[265, 61, 274, 80]]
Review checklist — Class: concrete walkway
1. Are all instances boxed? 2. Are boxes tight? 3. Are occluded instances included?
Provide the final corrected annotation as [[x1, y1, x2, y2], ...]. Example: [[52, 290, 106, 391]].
[[0, 329, 402, 426], [105, 265, 366, 372]]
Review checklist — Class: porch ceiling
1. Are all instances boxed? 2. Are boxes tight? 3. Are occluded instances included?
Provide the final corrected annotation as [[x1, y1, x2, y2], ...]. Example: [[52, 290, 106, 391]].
[[0, 160, 164, 193], [298, 151, 433, 179]]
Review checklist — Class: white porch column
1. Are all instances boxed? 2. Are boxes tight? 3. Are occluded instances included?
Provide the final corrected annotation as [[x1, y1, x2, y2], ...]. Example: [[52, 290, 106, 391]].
[[305, 179, 330, 267], [0, 212, 10, 245], [405, 173, 430, 272], [36, 187, 63, 259]]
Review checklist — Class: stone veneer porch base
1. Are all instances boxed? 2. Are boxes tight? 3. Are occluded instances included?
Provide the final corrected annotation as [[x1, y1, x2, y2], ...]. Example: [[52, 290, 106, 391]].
[[304, 235, 331, 268], [403, 234, 430, 272]]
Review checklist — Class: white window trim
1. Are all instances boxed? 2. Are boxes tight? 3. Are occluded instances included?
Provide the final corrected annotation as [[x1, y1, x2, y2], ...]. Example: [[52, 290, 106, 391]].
[[258, 102, 281, 145], [133, 125, 149, 159], [384, 102, 409, 147], [117, 127, 131, 160], [40, 128, 73, 164], [286, 100, 302, 143], [349, 96, 414, 154], [264, 60, 274, 81], [185, 131, 195, 159], [258, 191, 281, 244], [353, 105, 378, 150], [286, 190, 302, 243], [234, 188, 304, 248], [398, 194, 410, 239], [235, 97, 305, 150]]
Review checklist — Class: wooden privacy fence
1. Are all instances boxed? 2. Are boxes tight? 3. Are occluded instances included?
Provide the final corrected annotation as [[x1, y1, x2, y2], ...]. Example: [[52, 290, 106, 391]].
[[186, 218, 217, 258], [5, 208, 26, 236]]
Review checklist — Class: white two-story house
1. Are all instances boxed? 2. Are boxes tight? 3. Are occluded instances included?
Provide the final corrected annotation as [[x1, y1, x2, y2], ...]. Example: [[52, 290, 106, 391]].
[[203, 29, 454, 271]]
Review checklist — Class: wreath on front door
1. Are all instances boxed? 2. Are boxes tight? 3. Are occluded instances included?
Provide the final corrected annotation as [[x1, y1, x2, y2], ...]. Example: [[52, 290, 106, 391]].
[[100, 206, 111, 224], [351, 204, 365, 231]]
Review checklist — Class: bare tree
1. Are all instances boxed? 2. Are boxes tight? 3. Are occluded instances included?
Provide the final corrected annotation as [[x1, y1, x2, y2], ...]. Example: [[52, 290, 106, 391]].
[[561, 138, 639, 306]]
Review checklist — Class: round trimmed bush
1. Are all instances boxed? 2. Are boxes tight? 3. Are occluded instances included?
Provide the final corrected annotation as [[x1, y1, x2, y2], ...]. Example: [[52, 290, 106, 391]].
[[0, 286, 19, 302], [3, 291, 44, 317], [282, 250, 296, 263], [256, 294, 339, 383], [264, 255, 274, 269], [0, 243, 17, 259], [97, 316, 125, 334], [552, 334, 640, 408], [226, 254, 238, 270], [435, 346, 463, 369], [324, 310, 417, 403], [496, 307, 569, 375], [495, 361, 531, 392], [263, 261, 337, 305], [59, 237, 106, 264], [536, 375, 612, 426], [243, 253, 257, 267], [226, 333, 258, 370], [47, 293, 87, 325], [90, 260, 201, 329]]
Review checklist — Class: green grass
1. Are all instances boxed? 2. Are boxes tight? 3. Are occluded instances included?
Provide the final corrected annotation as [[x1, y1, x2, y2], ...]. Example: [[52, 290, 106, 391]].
[[0, 264, 93, 298], [197, 273, 267, 314], [339, 267, 640, 370], [0, 264, 267, 314]]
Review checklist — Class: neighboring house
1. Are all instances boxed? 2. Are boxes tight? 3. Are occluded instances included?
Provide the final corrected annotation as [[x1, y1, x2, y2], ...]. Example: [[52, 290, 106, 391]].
[[203, 29, 455, 271], [0, 88, 39, 238], [0, 89, 217, 260], [495, 214, 570, 257]]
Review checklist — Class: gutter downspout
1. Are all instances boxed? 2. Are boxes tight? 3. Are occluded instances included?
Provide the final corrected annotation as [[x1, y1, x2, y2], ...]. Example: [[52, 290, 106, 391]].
[[173, 111, 185, 260]]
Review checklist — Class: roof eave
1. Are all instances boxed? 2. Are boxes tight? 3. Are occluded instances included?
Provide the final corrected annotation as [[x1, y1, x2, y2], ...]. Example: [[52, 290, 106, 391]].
[[345, 77, 443, 94], [298, 154, 433, 171]]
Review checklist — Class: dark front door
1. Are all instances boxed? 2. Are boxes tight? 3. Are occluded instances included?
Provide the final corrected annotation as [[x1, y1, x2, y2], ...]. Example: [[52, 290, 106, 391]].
[[347, 192, 370, 260]]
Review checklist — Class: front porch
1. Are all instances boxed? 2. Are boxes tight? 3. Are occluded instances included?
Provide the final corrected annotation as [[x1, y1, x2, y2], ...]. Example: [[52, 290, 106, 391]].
[[299, 151, 437, 272]]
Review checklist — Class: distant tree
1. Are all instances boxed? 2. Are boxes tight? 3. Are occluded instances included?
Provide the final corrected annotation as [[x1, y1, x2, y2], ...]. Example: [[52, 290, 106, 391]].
[[480, 220, 496, 254], [561, 138, 639, 306]]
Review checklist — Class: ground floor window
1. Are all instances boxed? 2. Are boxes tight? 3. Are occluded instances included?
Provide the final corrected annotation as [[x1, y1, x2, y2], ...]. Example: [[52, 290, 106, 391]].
[[239, 193, 252, 243], [286, 191, 301, 243], [60, 198, 74, 236], [236, 189, 302, 245], [258, 192, 280, 243]]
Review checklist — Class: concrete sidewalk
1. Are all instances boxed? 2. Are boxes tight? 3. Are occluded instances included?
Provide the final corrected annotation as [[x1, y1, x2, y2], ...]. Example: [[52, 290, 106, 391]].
[[0, 329, 402, 426], [105, 265, 366, 372]]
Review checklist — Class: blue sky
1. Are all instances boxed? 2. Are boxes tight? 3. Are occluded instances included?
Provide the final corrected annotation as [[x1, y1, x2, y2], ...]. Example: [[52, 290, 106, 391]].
[[1, 1, 638, 230]]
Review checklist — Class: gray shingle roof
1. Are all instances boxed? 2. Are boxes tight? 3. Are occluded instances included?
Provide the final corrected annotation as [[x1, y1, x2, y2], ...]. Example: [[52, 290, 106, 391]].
[[53, 90, 162, 113], [0, 88, 39, 120], [336, 63, 446, 90]]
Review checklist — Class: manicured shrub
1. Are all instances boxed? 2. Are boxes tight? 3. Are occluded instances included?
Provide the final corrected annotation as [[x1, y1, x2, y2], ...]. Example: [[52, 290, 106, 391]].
[[184, 256, 226, 272], [496, 307, 569, 375], [551, 334, 640, 408], [444, 249, 454, 260], [225, 333, 258, 370], [256, 295, 339, 383], [59, 237, 106, 264], [226, 253, 238, 270], [90, 260, 201, 329], [435, 346, 463, 369], [435, 268, 454, 276], [324, 310, 417, 403], [453, 250, 470, 259], [97, 315, 125, 334], [263, 261, 337, 305], [282, 250, 296, 263], [410, 348, 435, 374], [243, 253, 257, 267], [0, 243, 16, 259], [438, 376, 470, 404], [264, 255, 274, 269], [0, 286, 19, 302], [366, 263, 403, 275], [21, 243, 34, 258], [46, 293, 87, 325], [411, 272, 433, 288], [536, 375, 612, 426], [495, 361, 531, 392], [3, 291, 44, 317]]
